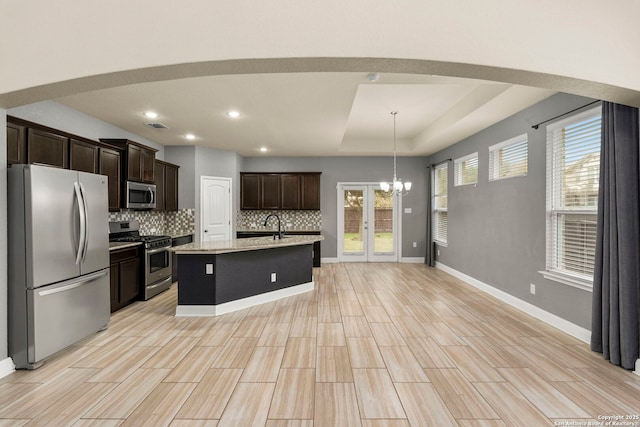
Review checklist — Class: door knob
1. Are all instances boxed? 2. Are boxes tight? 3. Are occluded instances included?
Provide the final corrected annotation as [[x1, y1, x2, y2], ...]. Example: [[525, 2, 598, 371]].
[[204, 230, 208, 233]]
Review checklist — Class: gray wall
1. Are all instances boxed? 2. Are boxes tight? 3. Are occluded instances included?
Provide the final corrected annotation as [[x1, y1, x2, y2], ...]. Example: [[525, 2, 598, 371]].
[[7, 101, 164, 157], [1, 109, 7, 362], [242, 156, 428, 259], [427, 93, 597, 329], [165, 145, 244, 240], [165, 145, 196, 209]]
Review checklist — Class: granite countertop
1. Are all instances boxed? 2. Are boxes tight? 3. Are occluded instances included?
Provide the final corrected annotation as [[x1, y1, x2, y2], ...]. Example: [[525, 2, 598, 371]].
[[109, 241, 142, 251], [172, 235, 324, 255]]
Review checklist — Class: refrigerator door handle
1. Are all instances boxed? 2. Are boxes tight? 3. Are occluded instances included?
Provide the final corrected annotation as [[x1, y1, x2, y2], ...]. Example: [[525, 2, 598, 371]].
[[74, 182, 87, 265], [79, 182, 90, 263], [37, 269, 109, 296]]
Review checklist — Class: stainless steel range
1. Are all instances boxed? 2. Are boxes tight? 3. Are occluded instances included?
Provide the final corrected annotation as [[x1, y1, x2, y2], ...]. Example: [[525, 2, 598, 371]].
[[109, 221, 173, 300]]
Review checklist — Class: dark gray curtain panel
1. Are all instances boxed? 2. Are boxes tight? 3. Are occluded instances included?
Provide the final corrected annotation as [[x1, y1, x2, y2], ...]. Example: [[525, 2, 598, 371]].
[[425, 166, 435, 266], [590, 102, 640, 370]]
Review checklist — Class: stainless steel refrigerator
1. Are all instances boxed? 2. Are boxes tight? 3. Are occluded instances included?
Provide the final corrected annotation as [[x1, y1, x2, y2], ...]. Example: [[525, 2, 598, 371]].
[[8, 164, 110, 369]]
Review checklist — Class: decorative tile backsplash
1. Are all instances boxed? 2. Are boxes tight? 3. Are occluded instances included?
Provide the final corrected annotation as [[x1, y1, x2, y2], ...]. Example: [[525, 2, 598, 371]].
[[108, 208, 195, 236], [237, 210, 321, 231]]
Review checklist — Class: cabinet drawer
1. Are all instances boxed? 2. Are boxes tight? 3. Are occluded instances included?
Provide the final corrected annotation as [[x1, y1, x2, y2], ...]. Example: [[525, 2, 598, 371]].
[[109, 246, 141, 263]]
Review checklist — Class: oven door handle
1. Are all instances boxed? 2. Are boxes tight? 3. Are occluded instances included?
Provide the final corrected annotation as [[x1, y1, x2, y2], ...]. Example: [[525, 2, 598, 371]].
[[146, 246, 171, 255]]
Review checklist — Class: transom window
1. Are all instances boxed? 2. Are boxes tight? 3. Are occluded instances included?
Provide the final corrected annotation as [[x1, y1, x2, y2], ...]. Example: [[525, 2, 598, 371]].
[[454, 153, 478, 186], [489, 134, 528, 181]]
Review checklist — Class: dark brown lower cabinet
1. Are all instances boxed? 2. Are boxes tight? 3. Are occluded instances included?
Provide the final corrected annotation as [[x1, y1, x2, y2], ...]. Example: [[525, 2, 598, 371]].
[[109, 245, 141, 312]]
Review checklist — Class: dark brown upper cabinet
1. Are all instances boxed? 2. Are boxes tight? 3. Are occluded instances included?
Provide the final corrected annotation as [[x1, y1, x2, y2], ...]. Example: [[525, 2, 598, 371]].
[[261, 174, 281, 210], [280, 174, 300, 210], [300, 173, 321, 210], [7, 121, 26, 165], [240, 172, 321, 210], [100, 139, 157, 184], [70, 138, 99, 173], [154, 159, 179, 211], [165, 162, 179, 211], [154, 160, 166, 211], [141, 147, 155, 183], [27, 128, 69, 169], [7, 118, 120, 201], [99, 147, 122, 212], [240, 173, 261, 210]]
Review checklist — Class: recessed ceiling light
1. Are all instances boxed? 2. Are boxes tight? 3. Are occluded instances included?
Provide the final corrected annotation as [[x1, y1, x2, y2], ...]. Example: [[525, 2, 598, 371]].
[[259, 147, 268, 152], [185, 133, 196, 140], [143, 111, 158, 119], [227, 110, 241, 118]]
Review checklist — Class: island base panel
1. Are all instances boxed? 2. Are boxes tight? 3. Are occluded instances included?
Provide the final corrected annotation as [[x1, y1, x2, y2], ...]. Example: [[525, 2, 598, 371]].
[[177, 244, 313, 307]]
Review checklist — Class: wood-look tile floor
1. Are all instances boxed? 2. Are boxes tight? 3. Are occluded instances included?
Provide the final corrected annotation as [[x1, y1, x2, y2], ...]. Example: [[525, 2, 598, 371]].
[[2, 263, 640, 426]]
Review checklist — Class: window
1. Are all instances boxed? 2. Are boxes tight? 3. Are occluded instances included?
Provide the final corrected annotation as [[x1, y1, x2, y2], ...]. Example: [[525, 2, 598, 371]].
[[432, 163, 448, 245], [454, 152, 478, 186], [489, 134, 528, 181], [544, 106, 601, 289]]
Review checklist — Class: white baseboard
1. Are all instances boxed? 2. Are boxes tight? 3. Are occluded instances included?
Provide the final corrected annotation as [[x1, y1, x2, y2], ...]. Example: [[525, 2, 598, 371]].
[[436, 262, 591, 344], [321, 257, 339, 264], [176, 281, 314, 317], [401, 257, 424, 264], [0, 357, 16, 379]]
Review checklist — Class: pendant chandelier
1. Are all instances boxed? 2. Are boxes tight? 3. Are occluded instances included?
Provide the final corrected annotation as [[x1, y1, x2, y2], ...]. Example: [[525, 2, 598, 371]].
[[380, 111, 412, 195]]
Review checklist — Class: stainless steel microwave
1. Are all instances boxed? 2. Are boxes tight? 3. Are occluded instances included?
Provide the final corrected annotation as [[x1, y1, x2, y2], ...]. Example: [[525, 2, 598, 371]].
[[125, 181, 156, 209]]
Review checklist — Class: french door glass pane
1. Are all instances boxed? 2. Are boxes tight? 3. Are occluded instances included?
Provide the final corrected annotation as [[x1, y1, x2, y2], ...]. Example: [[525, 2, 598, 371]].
[[373, 189, 393, 253], [343, 190, 364, 254]]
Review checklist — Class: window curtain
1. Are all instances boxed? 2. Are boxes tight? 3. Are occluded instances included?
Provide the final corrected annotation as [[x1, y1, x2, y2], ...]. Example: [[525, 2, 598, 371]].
[[590, 102, 640, 370], [425, 166, 435, 267]]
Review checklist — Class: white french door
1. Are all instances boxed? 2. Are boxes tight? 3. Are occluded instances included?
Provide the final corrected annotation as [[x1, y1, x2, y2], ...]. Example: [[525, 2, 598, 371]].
[[337, 184, 399, 262]]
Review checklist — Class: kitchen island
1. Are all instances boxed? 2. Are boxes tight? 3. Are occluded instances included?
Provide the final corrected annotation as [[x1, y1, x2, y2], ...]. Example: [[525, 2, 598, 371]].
[[172, 235, 323, 316]]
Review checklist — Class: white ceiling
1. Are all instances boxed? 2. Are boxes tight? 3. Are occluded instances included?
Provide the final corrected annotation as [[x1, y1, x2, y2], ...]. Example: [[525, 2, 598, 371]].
[[55, 72, 555, 157]]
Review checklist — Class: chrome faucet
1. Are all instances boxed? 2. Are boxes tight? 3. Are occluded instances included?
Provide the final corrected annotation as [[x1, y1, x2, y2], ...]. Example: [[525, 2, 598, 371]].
[[264, 214, 283, 239]]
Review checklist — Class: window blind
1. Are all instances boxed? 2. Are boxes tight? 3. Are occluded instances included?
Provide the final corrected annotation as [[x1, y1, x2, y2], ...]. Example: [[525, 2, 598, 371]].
[[433, 163, 448, 244], [489, 134, 528, 181], [454, 153, 478, 186], [546, 106, 601, 283]]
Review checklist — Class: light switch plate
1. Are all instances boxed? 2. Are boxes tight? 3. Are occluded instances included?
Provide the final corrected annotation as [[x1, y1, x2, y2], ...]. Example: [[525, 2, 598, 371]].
[[206, 264, 213, 275], [404, 208, 412, 214], [271, 272, 277, 282]]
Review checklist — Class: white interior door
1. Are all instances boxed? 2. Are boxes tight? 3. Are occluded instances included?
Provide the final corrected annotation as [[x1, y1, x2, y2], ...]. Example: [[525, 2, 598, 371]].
[[338, 184, 399, 262], [201, 176, 232, 242]]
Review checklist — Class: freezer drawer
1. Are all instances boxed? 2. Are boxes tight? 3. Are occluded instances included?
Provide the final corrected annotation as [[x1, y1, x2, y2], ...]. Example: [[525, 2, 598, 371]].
[[26, 269, 110, 366]]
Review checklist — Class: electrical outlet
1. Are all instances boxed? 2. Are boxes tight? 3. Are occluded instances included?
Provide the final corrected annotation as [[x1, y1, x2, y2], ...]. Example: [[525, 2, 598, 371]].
[[437, 249, 440, 257], [205, 264, 213, 275], [271, 272, 277, 283], [530, 284, 536, 295], [404, 208, 412, 214], [412, 241, 417, 248]]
